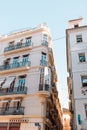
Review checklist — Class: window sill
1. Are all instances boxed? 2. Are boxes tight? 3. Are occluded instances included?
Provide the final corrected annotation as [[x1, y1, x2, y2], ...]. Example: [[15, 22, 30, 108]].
[[78, 61, 87, 64], [76, 41, 83, 43]]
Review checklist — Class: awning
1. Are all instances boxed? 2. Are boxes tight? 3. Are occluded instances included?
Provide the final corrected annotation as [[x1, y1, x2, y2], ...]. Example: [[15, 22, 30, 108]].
[[2, 76, 15, 88], [0, 78, 5, 86], [0, 100, 9, 103], [11, 99, 21, 102]]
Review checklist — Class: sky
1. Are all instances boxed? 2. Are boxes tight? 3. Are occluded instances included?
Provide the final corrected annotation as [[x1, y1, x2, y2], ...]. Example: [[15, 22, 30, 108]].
[[0, 0, 87, 108]]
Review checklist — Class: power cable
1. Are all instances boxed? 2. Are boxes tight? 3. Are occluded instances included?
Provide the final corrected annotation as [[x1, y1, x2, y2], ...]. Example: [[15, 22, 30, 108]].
[[53, 36, 65, 41]]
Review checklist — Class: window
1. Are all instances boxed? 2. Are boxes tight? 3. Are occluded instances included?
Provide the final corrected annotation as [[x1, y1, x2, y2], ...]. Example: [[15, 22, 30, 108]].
[[43, 35, 48, 42], [18, 75, 26, 89], [41, 52, 47, 66], [26, 37, 31, 43], [13, 57, 19, 68], [76, 35, 83, 43], [17, 101, 21, 110], [42, 35, 48, 46], [5, 102, 10, 111], [79, 53, 86, 62], [41, 52, 47, 61], [22, 54, 29, 66], [4, 58, 10, 65], [4, 58, 10, 69], [81, 76, 87, 87], [13, 57, 19, 63], [22, 54, 29, 62], [8, 41, 14, 46], [85, 104, 87, 118]]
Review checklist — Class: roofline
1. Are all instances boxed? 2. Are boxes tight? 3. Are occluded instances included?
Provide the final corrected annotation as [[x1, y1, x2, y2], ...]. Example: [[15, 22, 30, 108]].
[[66, 25, 87, 32], [0, 26, 51, 42], [69, 17, 83, 22]]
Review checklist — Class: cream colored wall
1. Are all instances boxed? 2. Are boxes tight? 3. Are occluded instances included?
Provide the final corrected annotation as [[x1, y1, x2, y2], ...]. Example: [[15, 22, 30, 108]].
[[75, 99, 87, 130], [20, 118, 44, 130], [73, 72, 87, 99], [0, 25, 61, 130], [68, 26, 87, 130], [23, 95, 46, 116], [63, 113, 71, 130]]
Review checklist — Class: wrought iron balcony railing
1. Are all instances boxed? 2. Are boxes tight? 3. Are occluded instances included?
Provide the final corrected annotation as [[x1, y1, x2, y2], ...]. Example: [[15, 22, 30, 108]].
[[0, 87, 27, 96], [39, 84, 49, 91], [42, 41, 48, 47], [40, 60, 48, 66], [0, 107, 24, 115], [4, 41, 32, 52], [0, 61, 31, 71]]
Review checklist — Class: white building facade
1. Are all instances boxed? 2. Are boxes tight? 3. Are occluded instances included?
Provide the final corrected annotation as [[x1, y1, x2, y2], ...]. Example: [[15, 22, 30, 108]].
[[66, 18, 87, 130], [0, 24, 63, 130]]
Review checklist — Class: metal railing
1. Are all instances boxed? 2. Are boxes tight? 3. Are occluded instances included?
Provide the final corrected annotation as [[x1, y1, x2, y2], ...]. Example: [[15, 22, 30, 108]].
[[39, 84, 49, 91], [4, 41, 32, 52], [0, 87, 27, 95], [0, 107, 24, 115], [40, 60, 48, 66], [42, 41, 48, 47], [0, 61, 31, 71]]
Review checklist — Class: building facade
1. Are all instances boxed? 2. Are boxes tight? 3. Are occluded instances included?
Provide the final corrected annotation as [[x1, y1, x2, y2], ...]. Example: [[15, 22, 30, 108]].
[[0, 23, 63, 130], [63, 108, 71, 130], [66, 18, 87, 130]]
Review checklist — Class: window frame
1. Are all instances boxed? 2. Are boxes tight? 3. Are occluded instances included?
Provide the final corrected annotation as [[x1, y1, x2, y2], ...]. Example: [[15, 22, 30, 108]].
[[26, 37, 32, 43], [76, 34, 83, 43], [78, 53, 86, 62], [81, 76, 87, 87], [8, 41, 15, 46], [43, 34, 48, 42], [41, 52, 47, 61], [18, 75, 26, 88]]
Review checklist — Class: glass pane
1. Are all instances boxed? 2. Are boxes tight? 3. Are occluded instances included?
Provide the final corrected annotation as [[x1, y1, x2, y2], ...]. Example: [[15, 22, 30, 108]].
[[18, 78, 25, 87], [26, 37, 31, 43], [76, 35, 82, 42], [79, 55, 85, 62], [41, 53, 46, 60], [43, 35, 48, 41], [82, 76, 87, 87]]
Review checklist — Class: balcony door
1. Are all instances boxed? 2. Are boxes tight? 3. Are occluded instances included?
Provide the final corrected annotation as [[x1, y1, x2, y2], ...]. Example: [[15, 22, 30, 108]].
[[22, 54, 29, 66], [41, 52, 46, 61], [18, 76, 26, 91], [41, 52, 47, 66], [4, 58, 10, 69], [12, 57, 19, 68]]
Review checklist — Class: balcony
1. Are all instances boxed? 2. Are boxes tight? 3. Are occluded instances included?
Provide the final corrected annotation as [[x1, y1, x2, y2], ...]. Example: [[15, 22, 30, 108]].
[[40, 60, 48, 66], [42, 41, 48, 47], [39, 84, 49, 91], [4, 42, 32, 55], [0, 61, 31, 74], [0, 107, 24, 115], [0, 87, 27, 96], [38, 84, 50, 96]]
